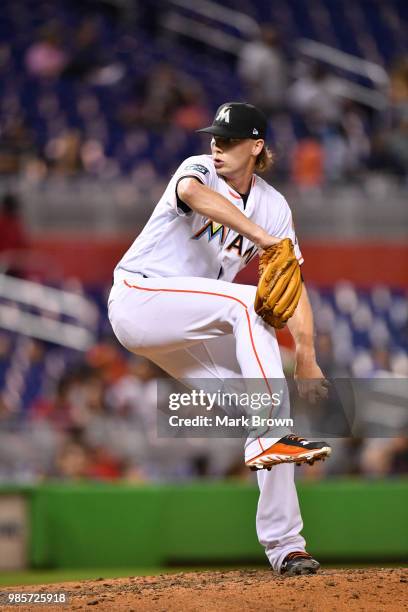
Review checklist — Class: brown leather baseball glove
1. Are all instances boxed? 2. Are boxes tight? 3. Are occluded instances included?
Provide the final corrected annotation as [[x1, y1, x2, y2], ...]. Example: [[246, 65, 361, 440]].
[[254, 238, 302, 329]]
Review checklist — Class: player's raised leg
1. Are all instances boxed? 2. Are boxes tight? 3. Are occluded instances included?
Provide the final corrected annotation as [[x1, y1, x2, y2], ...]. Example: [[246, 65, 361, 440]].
[[108, 273, 331, 467], [139, 336, 310, 573], [109, 274, 287, 442]]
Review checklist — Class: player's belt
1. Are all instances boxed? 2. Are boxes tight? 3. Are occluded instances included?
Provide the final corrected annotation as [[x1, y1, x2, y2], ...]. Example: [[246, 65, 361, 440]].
[[112, 272, 149, 285]]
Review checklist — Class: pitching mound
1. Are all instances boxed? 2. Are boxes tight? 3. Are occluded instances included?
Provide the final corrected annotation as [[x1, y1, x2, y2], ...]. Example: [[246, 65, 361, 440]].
[[2, 568, 407, 611]]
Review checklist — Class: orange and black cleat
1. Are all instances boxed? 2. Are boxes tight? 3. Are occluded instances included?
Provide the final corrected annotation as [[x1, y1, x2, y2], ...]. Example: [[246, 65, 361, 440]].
[[245, 434, 331, 471], [280, 551, 320, 576]]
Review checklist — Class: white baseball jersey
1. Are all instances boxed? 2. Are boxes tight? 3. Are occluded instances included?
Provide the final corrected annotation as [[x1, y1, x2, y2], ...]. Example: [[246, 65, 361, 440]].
[[114, 154, 303, 283]]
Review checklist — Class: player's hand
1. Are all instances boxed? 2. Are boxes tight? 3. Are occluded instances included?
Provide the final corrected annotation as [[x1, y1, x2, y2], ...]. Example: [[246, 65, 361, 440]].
[[294, 356, 329, 404]]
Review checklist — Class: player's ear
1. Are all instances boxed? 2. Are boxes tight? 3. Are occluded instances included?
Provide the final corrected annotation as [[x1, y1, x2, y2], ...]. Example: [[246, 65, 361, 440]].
[[252, 139, 264, 156]]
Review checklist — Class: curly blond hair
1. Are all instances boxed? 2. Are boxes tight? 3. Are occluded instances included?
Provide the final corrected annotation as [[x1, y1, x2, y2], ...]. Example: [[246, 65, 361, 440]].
[[255, 145, 274, 173]]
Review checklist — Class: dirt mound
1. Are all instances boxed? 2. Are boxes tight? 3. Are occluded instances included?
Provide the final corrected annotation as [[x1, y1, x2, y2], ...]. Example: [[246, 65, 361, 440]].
[[1, 568, 407, 611]]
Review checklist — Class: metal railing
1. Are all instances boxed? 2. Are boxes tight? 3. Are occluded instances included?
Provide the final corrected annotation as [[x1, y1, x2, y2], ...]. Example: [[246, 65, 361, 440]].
[[296, 38, 389, 88], [166, 0, 260, 38], [0, 273, 98, 350], [296, 38, 389, 110]]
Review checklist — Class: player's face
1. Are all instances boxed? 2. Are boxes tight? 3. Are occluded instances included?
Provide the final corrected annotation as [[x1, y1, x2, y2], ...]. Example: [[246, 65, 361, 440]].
[[210, 136, 263, 177]]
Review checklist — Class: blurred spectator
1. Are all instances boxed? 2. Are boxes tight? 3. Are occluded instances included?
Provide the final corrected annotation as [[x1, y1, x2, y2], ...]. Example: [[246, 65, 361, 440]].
[[32, 364, 106, 432], [389, 436, 408, 474], [238, 25, 289, 117], [0, 193, 29, 254], [55, 438, 90, 480], [292, 111, 370, 184], [55, 433, 124, 482], [106, 356, 161, 422], [0, 117, 36, 175], [369, 56, 408, 178], [62, 18, 104, 81], [172, 89, 211, 132], [361, 436, 408, 477], [54, 434, 136, 481], [0, 391, 19, 428], [340, 103, 370, 175], [291, 137, 324, 188], [139, 63, 203, 128], [389, 56, 408, 121], [31, 373, 79, 432], [85, 444, 123, 480], [370, 121, 408, 178], [63, 17, 123, 86], [289, 63, 343, 126], [53, 431, 124, 480], [44, 128, 83, 175], [321, 125, 350, 182], [313, 438, 365, 478], [86, 340, 128, 385], [25, 26, 68, 79], [371, 347, 392, 375]]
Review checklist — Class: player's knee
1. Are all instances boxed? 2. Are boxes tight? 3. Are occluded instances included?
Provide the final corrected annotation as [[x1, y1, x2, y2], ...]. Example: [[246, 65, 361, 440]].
[[231, 286, 256, 319], [230, 300, 252, 329]]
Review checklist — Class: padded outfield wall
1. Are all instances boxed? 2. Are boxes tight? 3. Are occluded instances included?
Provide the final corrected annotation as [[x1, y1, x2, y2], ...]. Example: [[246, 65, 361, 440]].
[[0, 480, 407, 569]]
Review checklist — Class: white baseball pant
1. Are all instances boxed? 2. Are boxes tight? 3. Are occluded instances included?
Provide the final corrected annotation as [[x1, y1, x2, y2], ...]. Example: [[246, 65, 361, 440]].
[[108, 273, 306, 570]]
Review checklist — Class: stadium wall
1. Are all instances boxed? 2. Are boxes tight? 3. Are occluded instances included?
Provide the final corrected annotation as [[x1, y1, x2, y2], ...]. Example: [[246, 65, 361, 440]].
[[27, 236, 408, 287], [1, 481, 407, 569]]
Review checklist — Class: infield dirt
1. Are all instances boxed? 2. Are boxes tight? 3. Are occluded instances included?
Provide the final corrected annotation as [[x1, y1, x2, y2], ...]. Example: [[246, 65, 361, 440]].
[[1, 568, 407, 611]]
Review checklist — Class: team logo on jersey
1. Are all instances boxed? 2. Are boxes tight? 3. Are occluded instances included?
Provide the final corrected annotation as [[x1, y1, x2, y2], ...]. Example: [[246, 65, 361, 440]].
[[193, 220, 228, 244], [215, 106, 231, 123], [226, 235, 257, 264], [184, 163, 209, 175], [193, 221, 257, 264]]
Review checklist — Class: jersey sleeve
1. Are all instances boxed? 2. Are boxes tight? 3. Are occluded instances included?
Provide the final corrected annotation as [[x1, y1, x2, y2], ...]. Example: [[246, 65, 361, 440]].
[[171, 156, 214, 216], [270, 197, 304, 265]]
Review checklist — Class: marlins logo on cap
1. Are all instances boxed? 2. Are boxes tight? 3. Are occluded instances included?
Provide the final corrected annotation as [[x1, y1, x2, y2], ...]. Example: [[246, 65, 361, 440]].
[[197, 102, 267, 140], [215, 106, 231, 124]]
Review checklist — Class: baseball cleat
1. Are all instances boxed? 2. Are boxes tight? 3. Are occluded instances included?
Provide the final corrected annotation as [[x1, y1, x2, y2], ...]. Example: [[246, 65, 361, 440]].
[[280, 551, 320, 576], [246, 434, 331, 471]]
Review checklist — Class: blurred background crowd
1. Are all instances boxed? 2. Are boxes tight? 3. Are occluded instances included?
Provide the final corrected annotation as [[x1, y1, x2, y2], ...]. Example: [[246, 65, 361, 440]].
[[0, 0, 407, 484], [0, 0, 406, 184]]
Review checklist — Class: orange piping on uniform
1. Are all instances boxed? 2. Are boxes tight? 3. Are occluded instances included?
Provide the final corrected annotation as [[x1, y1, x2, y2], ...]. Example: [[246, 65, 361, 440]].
[[228, 189, 241, 200], [123, 279, 273, 396], [123, 279, 272, 454]]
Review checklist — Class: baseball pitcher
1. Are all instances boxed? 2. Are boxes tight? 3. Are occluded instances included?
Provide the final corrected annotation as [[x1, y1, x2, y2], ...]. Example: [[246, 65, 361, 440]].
[[108, 102, 331, 575]]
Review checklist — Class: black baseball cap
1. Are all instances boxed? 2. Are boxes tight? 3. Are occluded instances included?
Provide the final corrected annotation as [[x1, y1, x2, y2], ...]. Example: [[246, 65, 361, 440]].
[[197, 102, 267, 139]]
